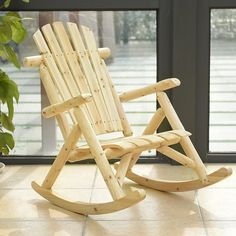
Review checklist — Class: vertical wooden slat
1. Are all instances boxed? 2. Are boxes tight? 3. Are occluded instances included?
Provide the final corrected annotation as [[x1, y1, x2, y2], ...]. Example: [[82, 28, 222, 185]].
[[34, 28, 78, 126], [39, 12, 57, 153], [34, 29, 73, 140], [41, 24, 89, 127], [42, 24, 79, 98], [80, 25, 123, 132], [101, 60, 133, 136], [66, 22, 113, 133], [39, 64, 71, 140], [33, 30, 71, 101], [52, 22, 105, 134]]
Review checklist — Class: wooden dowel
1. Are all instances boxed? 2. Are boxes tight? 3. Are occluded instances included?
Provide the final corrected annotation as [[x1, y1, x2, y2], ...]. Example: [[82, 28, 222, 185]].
[[23, 47, 111, 67], [128, 108, 165, 169], [119, 78, 181, 102], [73, 107, 125, 200], [158, 146, 196, 168], [42, 124, 81, 189], [23, 55, 43, 67], [42, 94, 92, 118], [157, 91, 208, 183], [98, 47, 111, 59], [115, 153, 133, 186], [143, 108, 165, 135]]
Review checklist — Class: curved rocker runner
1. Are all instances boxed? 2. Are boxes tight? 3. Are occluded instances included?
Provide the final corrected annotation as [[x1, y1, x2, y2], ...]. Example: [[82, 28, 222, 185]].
[[32, 182, 145, 215], [24, 22, 232, 215], [114, 165, 232, 192]]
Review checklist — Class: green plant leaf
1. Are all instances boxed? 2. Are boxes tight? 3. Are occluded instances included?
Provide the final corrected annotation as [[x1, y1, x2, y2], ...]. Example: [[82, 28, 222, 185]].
[[0, 69, 19, 103], [10, 20, 26, 43], [0, 112, 15, 132], [3, 0, 11, 8], [3, 13, 27, 43], [0, 44, 20, 68], [0, 131, 15, 155], [0, 23, 12, 43], [1, 0, 29, 9], [7, 98, 14, 120], [0, 94, 15, 121], [3, 15, 21, 23]]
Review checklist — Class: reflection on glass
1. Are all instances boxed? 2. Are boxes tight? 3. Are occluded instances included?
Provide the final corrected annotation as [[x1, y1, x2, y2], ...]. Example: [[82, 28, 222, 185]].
[[210, 9, 236, 152], [0, 11, 157, 156]]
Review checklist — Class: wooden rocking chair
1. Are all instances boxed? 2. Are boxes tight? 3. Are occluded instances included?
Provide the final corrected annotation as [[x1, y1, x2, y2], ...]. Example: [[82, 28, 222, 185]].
[[24, 22, 232, 215]]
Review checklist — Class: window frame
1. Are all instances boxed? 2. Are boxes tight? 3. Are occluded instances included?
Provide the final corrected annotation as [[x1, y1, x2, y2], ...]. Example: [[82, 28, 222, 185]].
[[197, 0, 236, 162], [4, 0, 235, 164], [1, 0, 160, 164]]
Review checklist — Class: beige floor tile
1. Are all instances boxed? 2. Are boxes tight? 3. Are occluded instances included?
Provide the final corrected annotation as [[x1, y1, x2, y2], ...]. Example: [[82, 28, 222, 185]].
[[0, 189, 91, 220], [94, 164, 199, 189], [0, 220, 85, 236], [84, 220, 206, 236], [0, 165, 48, 189], [0, 164, 96, 189], [132, 164, 199, 181], [205, 221, 236, 236], [53, 164, 96, 189], [204, 163, 236, 188], [89, 186, 199, 221], [198, 188, 236, 220]]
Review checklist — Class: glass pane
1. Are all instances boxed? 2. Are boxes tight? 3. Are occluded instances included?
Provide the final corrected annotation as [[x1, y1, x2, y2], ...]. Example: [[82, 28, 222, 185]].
[[210, 9, 236, 152], [0, 11, 157, 157]]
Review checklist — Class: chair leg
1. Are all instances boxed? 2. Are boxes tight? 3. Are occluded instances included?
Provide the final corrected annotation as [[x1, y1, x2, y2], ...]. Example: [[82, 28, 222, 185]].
[[157, 146, 196, 168], [128, 108, 165, 169], [32, 118, 146, 215], [115, 153, 133, 186], [42, 124, 81, 189], [74, 108, 125, 200], [157, 91, 208, 183]]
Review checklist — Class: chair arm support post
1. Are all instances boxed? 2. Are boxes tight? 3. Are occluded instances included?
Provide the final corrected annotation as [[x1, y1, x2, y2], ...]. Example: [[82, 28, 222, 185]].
[[42, 94, 92, 118], [119, 78, 180, 102]]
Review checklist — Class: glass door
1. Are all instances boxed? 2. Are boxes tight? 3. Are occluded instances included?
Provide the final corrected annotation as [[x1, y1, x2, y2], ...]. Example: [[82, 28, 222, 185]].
[[210, 9, 236, 153]]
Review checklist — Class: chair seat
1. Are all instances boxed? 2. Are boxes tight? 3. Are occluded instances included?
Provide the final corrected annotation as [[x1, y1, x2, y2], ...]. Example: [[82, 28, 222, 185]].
[[69, 130, 191, 160]]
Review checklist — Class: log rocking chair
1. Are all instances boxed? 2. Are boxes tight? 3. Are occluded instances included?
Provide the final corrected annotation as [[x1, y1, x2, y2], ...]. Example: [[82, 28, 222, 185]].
[[24, 22, 232, 215]]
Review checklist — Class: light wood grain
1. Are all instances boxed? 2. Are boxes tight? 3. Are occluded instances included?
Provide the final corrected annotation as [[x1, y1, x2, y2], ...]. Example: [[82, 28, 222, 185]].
[[42, 94, 92, 118], [67, 22, 112, 133], [23, 48, 111, 68], [42, 124, 81, 189], [52, 21, 104, 133], [80, 25, 123, 132], [157, 91, 208, 183], [27, 22, 232, 216], [39, 64, 71, 139], [32, 181, 146, 215], [119, 78, 181, 102], [123, 167, 232, 192]]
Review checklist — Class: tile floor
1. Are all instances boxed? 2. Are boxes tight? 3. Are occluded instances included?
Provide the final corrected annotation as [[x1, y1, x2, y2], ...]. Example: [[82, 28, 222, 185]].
[[0, 163, 235, 236]]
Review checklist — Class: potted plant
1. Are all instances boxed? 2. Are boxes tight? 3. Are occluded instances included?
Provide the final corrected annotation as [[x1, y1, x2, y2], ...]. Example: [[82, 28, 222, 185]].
[[0, 0, 29, 171]]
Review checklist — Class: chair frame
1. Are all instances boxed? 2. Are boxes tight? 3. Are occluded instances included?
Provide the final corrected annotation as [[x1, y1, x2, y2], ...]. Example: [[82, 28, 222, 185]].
[[24, 22, 232, 215]]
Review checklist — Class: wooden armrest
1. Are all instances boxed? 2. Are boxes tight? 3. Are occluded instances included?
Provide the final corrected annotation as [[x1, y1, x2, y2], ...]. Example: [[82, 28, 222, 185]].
[[119, 78, 181, 102], [23, 47, 111, 67], [42, 94, 92, 118]]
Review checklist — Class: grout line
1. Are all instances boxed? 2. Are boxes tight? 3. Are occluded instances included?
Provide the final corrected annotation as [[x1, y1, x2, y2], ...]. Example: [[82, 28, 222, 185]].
[[195, 190, 209, 236], [81, 167, 98, 236]]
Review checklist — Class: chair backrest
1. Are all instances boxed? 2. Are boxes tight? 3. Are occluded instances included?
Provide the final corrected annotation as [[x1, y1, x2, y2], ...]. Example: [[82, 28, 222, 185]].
[[33, 22, 132, 139]]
